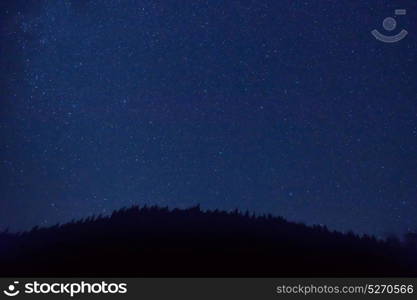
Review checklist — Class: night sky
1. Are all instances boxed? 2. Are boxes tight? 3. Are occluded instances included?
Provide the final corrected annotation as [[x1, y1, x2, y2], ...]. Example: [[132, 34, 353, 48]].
[[1, 0, 416, 237]]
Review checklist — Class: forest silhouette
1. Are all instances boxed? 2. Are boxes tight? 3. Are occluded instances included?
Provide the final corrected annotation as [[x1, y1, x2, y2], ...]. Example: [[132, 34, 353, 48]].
[[0, 205, 416, 277]]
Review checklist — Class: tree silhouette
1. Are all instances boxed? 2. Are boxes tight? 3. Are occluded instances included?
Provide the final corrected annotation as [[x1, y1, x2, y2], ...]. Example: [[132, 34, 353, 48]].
[[0, 205, 415, 277]]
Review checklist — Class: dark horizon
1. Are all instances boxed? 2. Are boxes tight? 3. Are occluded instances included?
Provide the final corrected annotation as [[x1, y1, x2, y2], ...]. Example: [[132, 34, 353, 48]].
[[0, 203, 415, 241], [1, 205, 416, 277]]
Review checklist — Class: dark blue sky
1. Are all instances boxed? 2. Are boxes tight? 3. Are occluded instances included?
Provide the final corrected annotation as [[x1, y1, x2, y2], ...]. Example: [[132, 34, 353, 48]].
[[1, 0, 416, 236]]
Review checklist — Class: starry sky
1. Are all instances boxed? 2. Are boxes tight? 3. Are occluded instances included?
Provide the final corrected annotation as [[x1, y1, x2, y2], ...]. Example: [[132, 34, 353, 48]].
[[1, 0, 416, 236]]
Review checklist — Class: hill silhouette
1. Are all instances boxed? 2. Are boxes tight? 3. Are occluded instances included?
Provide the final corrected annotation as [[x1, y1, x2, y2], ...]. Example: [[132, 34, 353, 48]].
[[0, 205, 416, 277]]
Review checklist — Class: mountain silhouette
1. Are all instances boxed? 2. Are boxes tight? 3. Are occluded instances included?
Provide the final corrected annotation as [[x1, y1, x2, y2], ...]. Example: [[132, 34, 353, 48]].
[[0, 205, 416, 277]]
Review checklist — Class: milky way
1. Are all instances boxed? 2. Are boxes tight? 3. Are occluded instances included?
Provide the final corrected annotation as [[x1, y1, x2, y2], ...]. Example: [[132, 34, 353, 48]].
[[1, 0, 416, 236]]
